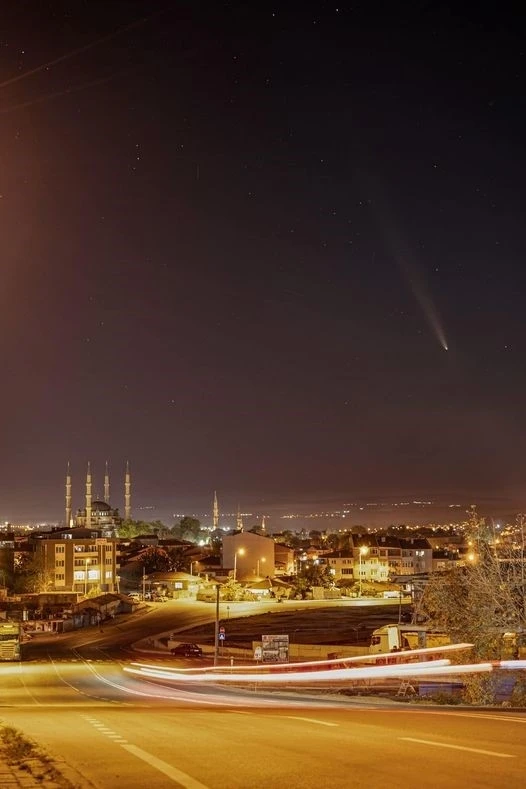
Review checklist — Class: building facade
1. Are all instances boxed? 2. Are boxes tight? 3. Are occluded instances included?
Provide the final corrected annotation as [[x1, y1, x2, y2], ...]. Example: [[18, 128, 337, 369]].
[[30, 527, 120, 594], [222, 532, 275, 579]]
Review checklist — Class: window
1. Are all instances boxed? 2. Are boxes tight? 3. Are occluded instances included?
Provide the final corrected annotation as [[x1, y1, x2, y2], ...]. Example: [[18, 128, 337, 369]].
[[55, 545, 65, 554], [55, 573, 65, 581], [55, 560, 65, 567]]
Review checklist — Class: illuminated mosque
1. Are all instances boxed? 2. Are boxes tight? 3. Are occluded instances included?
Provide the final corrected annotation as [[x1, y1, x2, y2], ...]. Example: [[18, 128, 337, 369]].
[[64, 461, 132, 531]]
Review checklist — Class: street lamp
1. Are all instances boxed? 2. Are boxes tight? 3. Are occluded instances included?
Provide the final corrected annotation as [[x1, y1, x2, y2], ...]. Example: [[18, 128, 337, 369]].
[[233, 547, 245, 582], [84, 558, 90, 596], [257, 557, 266, 577], [358, 546, 369, 597]]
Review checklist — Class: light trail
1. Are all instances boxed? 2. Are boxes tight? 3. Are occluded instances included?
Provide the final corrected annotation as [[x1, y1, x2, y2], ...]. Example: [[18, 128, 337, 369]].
[[125, 658, 454, 684], [130, 642, 474, 676], [125, 658, 526, 686]]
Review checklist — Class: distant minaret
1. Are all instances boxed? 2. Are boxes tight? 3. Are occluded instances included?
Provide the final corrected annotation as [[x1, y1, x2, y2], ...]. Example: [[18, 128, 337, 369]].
[[261, 515, 266, 534], [236, 504, 243, 532], [124, 461, 131, 521], [85, 462, 92, 528], [213, 491, 219, 530], [65, 462, 72, 528], [104, 460, 110, 504]]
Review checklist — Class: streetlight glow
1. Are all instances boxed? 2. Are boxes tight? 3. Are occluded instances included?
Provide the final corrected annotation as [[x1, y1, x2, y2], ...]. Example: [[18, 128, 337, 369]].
[[233, 547, 245, 582], [359, 545, 369, 597]]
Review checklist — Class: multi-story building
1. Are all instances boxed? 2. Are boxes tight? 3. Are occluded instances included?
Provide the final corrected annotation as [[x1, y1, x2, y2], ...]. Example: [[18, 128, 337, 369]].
[[273, 542, 295, 575], [222, 531, 275, 579], [325, 550, 355, 580], [351, 535, 432, 581], [29, 527, 120, 594]]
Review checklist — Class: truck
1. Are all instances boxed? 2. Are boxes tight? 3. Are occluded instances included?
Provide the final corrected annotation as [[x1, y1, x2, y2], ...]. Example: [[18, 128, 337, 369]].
[[0, 621, 22, 661], [369, 623, 449, 655]]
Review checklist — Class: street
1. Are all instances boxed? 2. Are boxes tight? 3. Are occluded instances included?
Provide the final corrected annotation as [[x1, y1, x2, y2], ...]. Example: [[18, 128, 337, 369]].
[[0, 600, 523, 788]]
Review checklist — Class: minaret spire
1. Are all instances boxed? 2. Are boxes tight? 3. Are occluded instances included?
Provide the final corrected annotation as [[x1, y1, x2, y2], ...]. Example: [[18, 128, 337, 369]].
[[104, 460, 110, 504], [124, 461, 131, 521], [213, 491, 219, 530], [261, 515, 266, 534], [85, 461, 92, 528], [236, 504, 243, 532], [65, 462, 72, 528]]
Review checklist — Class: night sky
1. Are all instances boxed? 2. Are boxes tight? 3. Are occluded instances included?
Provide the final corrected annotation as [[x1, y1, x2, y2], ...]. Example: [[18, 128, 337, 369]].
[[1, 2, 525, 524]]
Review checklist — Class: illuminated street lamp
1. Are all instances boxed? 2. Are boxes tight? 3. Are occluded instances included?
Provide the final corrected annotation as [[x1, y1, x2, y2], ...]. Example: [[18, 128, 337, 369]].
[[257, 557, 266, 577], [84, 558, 90, 596], [233, 548, 245, 582], [358, 546, 369, 597]]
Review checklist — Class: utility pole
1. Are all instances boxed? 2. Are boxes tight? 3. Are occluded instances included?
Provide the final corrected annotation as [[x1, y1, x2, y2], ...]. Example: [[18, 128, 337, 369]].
[[214, 584, 220, 666]]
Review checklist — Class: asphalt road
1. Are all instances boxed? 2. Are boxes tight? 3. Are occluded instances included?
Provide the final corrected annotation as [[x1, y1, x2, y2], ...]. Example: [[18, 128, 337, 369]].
[[0, 600, 523, 788]]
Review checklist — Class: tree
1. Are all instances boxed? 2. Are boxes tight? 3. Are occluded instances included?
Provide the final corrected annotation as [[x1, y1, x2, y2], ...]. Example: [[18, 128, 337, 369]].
[[165, 546, 189, 572], [421, 507, 526, 704], [323, 533, 341, 551], [172, 517, 201, 542], [117, 520, 149, 539], [138, 546, 171, 574], [12, 553, 53, 593], [290, 562, 334, 598]]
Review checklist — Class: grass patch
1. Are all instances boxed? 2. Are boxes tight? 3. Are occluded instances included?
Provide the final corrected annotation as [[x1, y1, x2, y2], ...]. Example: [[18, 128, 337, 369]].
[[0, 725, 36, 762]]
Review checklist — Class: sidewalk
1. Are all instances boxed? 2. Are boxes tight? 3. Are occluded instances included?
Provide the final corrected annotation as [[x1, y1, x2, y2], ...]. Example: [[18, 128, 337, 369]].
[[0, 753, 72, 788]]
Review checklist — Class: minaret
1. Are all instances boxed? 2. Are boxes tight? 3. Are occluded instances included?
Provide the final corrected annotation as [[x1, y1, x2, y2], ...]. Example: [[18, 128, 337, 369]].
[[261, 515, 266, 534], [104, 460, 110, 504], [85, 462, 92, 528], [213, 491, 219, 530], [236, 504, 243, 532], [65, 462, 72, 528], [124, 461, 131, 521]]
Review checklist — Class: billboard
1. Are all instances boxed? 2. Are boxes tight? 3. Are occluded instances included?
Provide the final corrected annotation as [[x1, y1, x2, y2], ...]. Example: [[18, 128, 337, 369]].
[[261, 634, 289, 663]]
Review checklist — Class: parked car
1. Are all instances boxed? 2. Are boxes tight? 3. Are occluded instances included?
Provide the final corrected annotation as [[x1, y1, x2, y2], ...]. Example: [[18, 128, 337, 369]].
[[170, 643, 203, 658]]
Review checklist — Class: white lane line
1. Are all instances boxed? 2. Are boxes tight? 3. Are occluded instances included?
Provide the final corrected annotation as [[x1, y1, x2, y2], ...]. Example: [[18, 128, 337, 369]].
[[399, 737, 516, 758], [283, 716, 338, 727], [411, 710, 526, 725], [122, 744, 211, 788]]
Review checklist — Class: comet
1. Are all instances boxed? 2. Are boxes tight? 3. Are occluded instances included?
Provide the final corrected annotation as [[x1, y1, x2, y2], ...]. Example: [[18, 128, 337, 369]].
[[401, 261, 449, 352], [361, 169, 449, 353]]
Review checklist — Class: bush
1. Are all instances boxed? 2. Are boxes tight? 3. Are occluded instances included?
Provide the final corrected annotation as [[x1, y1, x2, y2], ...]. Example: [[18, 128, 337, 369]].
[[0, 726, 36, 762]]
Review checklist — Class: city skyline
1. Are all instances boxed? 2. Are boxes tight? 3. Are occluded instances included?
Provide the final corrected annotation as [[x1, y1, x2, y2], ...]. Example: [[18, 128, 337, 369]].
[[1, 4, 525, 523]]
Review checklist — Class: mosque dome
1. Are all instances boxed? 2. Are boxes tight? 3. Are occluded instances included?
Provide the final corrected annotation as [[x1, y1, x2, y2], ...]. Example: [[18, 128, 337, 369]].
[[92, 500, 112, 513]]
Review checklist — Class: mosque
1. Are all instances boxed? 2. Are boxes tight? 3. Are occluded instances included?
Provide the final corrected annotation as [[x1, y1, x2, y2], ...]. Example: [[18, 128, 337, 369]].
[[65, 461, 132, 532]]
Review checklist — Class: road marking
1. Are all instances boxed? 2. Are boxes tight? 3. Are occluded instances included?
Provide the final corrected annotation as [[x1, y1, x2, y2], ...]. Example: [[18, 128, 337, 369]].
[[283, 716, 338, 727], [399, 737, 516, 758], [122, 744, 211, 788], [407, 709, 526, 725]]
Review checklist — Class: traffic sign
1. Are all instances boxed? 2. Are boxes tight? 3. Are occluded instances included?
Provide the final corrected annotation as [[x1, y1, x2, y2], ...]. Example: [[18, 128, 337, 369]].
[[219, 626, 225, 634], [218, 633, 225, 641]]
